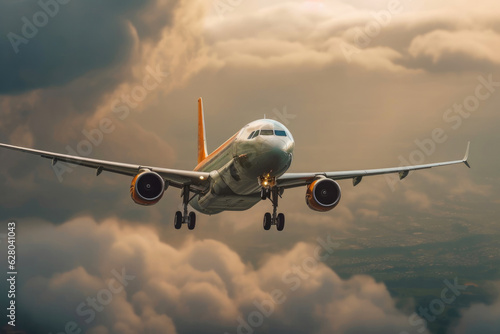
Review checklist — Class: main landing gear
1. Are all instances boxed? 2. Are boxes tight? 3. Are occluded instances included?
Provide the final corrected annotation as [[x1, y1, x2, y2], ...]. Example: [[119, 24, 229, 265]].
[[174, 186, 196, 230], [261, 185, 285, 231]]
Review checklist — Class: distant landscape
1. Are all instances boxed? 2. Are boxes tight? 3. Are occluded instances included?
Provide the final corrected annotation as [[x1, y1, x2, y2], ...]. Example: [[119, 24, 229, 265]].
[[329, 232, 500, 334]]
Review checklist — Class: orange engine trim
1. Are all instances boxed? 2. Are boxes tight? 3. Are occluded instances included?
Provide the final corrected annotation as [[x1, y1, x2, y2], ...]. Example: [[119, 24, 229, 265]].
[[130, 172, 164, 206], [305, 178, 341, 212]]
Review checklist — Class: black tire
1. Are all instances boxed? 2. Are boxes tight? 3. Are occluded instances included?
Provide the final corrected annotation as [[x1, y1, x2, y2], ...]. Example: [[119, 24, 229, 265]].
[[188, 212, 196, 230], [174, 211, 182, 229], [276, 213, 285, 231], [263, 212, 272, 230]]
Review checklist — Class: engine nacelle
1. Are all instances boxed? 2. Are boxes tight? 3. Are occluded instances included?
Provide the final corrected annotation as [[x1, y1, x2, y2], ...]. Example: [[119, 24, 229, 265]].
[[305, 178, 341, 212], [130, 171, 166, 206]]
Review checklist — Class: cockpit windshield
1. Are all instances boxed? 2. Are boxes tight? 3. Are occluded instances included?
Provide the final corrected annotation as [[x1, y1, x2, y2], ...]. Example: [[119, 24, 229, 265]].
[[244, 122, 290, 140], [247, 128, 288, 139]]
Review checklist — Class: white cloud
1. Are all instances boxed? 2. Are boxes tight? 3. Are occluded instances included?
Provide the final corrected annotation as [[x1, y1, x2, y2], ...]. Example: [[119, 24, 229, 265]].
[[13, 217, 429, 334], [451, 283, 500, 334]]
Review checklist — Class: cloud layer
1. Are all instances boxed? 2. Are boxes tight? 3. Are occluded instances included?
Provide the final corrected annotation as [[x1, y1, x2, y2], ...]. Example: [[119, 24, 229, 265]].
[[7, 217, 426, 334]]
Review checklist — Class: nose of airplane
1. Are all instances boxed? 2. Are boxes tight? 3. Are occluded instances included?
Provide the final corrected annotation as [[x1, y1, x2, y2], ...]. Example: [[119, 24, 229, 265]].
[[253, 137, 293, 177]]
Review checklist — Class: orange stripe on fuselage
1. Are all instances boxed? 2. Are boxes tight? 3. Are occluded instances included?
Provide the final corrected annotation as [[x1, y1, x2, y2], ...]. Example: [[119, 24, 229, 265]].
[[194, 132, 238, 171]]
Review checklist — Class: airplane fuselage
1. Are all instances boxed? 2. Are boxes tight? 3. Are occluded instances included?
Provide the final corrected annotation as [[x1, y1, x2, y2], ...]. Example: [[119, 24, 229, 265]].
[[191, 119, 294, 214]]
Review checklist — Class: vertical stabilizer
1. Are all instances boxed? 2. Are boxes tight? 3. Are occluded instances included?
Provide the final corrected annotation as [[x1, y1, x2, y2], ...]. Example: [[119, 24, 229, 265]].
[[198, 97, 208, 163]]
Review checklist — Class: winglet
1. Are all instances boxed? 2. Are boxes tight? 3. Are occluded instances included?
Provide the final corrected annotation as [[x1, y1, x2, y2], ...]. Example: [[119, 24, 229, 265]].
[[463, 141, 471, 168], [198, 97, 208, 164]]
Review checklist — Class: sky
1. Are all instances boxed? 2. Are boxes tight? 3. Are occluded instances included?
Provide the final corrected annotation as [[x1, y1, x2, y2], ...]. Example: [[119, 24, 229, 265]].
[[0, 0, 500, 333]]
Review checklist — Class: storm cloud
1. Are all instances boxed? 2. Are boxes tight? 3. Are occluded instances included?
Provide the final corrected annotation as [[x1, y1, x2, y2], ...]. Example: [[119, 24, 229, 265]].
[[0, 0, 180, 94]]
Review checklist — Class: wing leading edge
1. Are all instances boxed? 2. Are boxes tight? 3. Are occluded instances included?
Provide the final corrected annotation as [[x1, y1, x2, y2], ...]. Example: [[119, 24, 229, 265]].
[[0, 143, 210, 191], [0, 141, 471, 192], [278, 142, 471, 189]]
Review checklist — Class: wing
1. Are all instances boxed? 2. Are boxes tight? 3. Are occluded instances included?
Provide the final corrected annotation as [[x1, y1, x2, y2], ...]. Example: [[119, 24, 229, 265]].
[[278, 142, 471, 189], [0, 143, 210, 192]]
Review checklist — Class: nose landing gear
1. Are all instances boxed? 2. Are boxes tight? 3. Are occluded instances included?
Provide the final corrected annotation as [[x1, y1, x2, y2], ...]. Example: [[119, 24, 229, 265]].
[[261, 185, 285, 231]]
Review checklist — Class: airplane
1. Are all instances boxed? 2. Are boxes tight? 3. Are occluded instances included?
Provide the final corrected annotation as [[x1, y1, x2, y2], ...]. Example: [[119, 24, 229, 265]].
[[0, 98, 470, 231]]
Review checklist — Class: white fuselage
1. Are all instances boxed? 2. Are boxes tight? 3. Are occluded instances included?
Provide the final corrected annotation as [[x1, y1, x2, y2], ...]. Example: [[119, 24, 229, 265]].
[[190, 119, 294, 214]]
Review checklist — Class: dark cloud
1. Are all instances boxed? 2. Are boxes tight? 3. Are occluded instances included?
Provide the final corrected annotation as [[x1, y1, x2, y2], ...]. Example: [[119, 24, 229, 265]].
[[0, 0, 179, 94]]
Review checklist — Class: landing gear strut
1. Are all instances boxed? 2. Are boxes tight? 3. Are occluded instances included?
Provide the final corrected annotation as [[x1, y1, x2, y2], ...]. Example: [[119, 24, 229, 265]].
[[174, 185, 196, 230], [262, 186, 285, 231], [260, 188, 270, 200]]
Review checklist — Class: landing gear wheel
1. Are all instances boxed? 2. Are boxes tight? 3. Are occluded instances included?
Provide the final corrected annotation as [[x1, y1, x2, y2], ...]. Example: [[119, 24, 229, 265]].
[[174, 211, 182, 229], [263, 212, 272, 230], [276, 213, 285, 231], [187, 212, 196, 230]]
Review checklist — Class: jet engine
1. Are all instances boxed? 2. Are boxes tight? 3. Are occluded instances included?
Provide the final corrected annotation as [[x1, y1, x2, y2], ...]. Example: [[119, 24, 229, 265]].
[[305, 178, 341, 212], [130, 171, 166, 205]]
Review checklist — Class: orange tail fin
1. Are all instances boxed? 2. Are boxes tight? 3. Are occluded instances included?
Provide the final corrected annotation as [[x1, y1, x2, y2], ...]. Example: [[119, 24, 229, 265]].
[[198, 98, 208, 164]]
